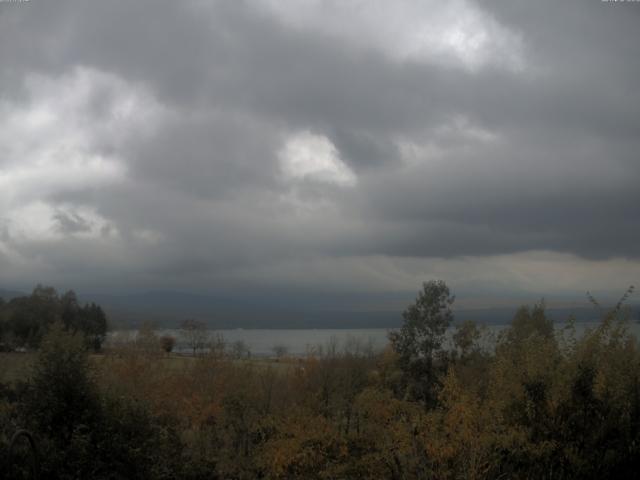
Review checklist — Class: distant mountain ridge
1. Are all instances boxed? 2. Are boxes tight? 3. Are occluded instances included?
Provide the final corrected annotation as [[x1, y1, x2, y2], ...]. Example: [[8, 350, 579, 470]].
[[3, 287, 637, 329], [76, 290, 639, 330], [0, 288, 25, 301]]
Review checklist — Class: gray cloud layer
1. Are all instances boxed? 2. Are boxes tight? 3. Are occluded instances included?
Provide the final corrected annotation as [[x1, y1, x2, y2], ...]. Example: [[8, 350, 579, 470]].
[[0, 0, 638, 300]]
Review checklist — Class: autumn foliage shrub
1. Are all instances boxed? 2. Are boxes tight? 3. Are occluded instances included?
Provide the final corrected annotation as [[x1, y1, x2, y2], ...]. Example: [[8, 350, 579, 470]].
[[4, 283, 640, 479]]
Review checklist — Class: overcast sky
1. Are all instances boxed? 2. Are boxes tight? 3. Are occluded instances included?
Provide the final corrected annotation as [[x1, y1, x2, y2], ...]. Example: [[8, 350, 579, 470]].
[[0, 0, 638, 307]]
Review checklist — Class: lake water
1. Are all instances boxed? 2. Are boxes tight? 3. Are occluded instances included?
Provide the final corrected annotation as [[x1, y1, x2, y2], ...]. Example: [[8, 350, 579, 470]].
[[109, 320, 640, 357], [110, 328, 392, 356]]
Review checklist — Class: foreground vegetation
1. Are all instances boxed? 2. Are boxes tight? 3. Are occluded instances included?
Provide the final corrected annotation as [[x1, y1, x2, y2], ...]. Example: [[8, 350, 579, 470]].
[[1, 282, 639, 479]]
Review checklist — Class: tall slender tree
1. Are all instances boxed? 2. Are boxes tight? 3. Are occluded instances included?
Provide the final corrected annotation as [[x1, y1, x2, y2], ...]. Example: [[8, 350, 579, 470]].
[[389, 280, 454, 406]]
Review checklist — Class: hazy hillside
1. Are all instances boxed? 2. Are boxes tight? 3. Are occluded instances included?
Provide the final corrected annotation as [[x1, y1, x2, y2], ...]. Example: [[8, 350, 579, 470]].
[[0, 289, 25, 301], [79, 291, 639, 329]]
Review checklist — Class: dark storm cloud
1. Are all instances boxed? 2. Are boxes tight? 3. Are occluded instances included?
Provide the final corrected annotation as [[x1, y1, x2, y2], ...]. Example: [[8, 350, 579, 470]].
[[53, 211, 92, 235], [0, 0, 638, 295]]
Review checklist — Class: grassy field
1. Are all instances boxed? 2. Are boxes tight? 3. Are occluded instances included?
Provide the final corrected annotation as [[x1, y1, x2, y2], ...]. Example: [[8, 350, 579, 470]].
[[0, 350, 297, 386], [0, 352, 36, 384]]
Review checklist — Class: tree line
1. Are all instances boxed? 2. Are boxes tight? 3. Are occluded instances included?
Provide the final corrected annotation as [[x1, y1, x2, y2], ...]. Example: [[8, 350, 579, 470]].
[[0, 285, 108, 351], [1, 280, 639, 479]]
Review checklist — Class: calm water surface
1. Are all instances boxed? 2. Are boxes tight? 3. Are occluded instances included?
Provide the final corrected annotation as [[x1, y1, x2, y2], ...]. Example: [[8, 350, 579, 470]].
[[110, 320, 640, 357]]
